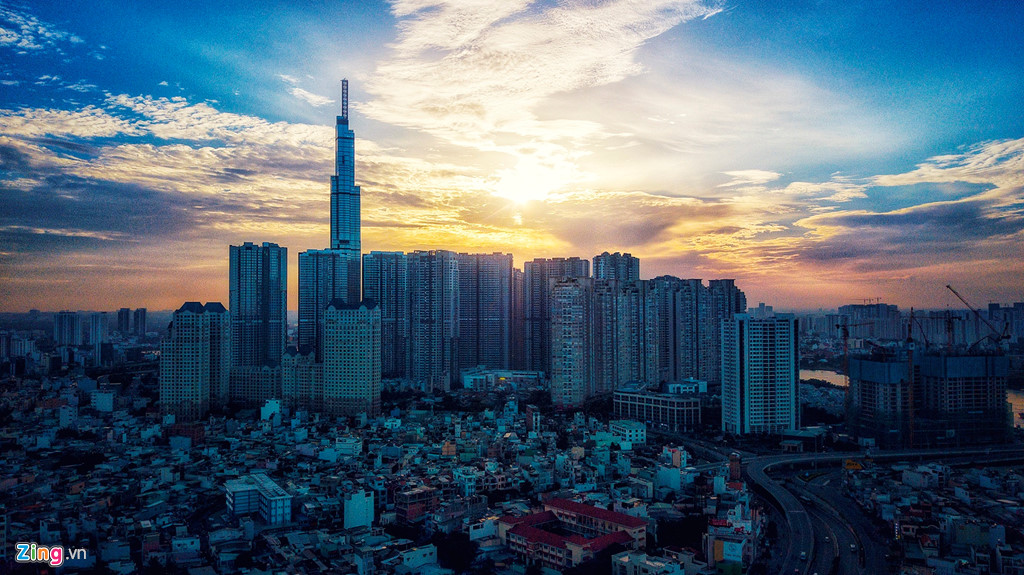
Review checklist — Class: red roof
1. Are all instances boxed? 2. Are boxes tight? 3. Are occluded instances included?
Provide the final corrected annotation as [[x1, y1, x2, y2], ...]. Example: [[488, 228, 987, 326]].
[[509, 524, 570, 548], [544, 498, 646, 528], [498, 510, 556, 527]]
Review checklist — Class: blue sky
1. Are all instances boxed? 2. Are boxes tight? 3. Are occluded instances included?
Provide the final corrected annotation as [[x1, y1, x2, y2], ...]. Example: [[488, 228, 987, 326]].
[[2, 0, 1023, 311]]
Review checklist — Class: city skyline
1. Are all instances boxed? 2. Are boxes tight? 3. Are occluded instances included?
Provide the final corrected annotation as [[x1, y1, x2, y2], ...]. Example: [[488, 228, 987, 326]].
[[2, 1, 1024, 312]]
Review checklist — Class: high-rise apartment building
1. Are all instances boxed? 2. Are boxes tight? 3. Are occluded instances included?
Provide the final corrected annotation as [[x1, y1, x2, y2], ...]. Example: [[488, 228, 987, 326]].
[[721, 311, 799, 435], [322, 299, 381, 416], [592, 251, 640, 283], [133, 307, 147, 336], [54, 311, 82, 346], [457, 252, 513, 371], [331, 79, 360, 256], [298, 249, 360, 359], [117, 308, 131, 335], [550, 277, 594, 408], [523, 257, 589, 375], [363, 251, 409, 378], [229, 241, 287, 368], [512, 268, 525, 369], [89, 312, 108, 366], [160, 302, 230, 421], [407, 250, 459, 392]]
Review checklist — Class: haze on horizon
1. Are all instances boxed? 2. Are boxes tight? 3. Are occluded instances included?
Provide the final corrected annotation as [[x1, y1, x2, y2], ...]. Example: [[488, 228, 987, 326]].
[[1, 0, 1023, 313]]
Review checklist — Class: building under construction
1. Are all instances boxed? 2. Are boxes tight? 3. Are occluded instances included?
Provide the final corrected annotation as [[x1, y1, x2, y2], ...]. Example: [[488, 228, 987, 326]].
[[848, 346, 1012, 449]]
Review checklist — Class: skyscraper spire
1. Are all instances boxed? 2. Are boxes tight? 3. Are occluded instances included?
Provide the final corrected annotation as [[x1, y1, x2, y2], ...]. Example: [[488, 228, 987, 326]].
[[341, 78, 348, 121], [331, 79, 360, 253]]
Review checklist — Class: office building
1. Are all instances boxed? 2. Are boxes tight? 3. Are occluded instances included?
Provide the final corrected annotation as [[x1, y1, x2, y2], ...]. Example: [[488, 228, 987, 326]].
[[330, 79, 360, 256], [592, 251, 639, 282], [117, 308, 131, 335], [838, 302, 902, 340], [54, 311, 82, 346], [160, 302, 230, 421], [229, 241, 287, 368], [550, 277, 594, 407], [322, 299, 382, 416], [613, 385, 704, 432], [133, 307, 147, 336], [298, 249, 360, 359], [457, 252, 513, 371], [362, 251, 409, 378], [523, 257, 589, 374], [721, 311, 799, 435]]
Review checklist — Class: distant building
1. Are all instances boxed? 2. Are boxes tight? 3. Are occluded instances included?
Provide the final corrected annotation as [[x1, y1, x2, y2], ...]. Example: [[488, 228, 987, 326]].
[[838, 302, 902, 340], [54, 311, 82, 346], [229, 241, 287, 368], [281, 346, 322, 412], [592, 251, 639, 283], [89, 312, 108, 366], [343, 490, 374, 529], [298, 249, 360, 360], [160, 302, 230, 421], [523, 257, 590, 374], [225, 473, 292, 525], [721, 311, 799, 435], [117, 307, 131, 335], [609, 420, 647, 446], [457, 252, 513, 371], [322, 299, 381, 416], [407, 250, 459, 392], [362, 251, 409, 378], [550, 277, 594, 408], [133, 307, 147, 336]]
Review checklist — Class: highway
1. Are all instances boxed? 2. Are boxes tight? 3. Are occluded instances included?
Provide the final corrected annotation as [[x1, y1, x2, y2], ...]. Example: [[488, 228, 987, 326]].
[[658, 433, 1024, 575], [745, 445, 1024, 574]]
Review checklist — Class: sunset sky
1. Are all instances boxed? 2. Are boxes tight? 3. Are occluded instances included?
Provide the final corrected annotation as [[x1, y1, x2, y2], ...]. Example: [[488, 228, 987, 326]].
[[2, 0, 1023, 312]]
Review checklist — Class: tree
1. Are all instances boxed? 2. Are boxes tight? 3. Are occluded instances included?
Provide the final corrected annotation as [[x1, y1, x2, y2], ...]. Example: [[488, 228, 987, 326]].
[[431, 531, 478, 573]]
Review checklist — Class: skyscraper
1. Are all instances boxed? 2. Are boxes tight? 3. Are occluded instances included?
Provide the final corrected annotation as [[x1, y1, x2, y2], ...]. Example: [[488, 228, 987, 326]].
[[298, 249, 360, 359], [322, 299, 382, 416], [229, 242, 287, 368], [523, 257, 590, 374], [721, 310, 799, 435], [160, 302, 230, 421], [363, 251, 409, 378], [133, 307, 147, 336], [407, 250, 459, 392], [550, 277, 594, 408], [592, 251, 640, 283], [457, 252, 513, 371], [117, 308, 131, 335], [331, 79, 360, 256], [54, 311, 82, 346], [89, 312, 108, 366]]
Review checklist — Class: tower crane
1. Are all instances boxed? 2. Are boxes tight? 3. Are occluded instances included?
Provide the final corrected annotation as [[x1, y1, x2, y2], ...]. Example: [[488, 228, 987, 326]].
[[945, 285, 1010, 351]]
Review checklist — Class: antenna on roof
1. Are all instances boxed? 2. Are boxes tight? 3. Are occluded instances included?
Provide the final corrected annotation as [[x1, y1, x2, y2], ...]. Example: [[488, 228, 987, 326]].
[[341, 78, 349, 120]]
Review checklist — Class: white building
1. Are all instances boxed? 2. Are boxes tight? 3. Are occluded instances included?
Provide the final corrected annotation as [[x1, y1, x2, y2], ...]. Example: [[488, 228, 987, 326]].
[[225, 473, 292, 525], [721, 310, 799, 435], [159, 302, 230, 421], [322, 299, 382, 416], [610, 420, 647, 447], [344, 490, 374, 529]]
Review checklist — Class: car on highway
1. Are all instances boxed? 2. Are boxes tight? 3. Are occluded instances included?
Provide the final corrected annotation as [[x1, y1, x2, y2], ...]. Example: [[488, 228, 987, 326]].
[[850, 544, 857, 552], [800, 551, 807, 561]]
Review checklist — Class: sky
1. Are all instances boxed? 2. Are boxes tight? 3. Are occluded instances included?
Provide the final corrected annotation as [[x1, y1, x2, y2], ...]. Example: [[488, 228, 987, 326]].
[[1, 0, 1023, 312]]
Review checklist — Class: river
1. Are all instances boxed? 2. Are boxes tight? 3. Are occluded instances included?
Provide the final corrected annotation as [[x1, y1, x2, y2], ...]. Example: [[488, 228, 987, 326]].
[[800, 369, 847, 387]]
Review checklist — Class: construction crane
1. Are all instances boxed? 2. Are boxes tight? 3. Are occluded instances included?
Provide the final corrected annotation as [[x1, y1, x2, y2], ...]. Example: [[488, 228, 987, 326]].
[[835, 321, 876, 410], [945, 285, 1010, 351]]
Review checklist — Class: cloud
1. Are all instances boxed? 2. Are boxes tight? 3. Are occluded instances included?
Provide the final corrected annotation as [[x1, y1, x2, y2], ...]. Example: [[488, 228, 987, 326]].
[[719, 169, 782, 187], [0, 4, 85, 54], [278, 74, 334, 107]]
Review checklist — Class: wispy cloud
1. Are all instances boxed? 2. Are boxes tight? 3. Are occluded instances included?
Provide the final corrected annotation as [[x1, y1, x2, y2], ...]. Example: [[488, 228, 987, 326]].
[[0, 3, 84, 54], [278, 73, 334, 107]]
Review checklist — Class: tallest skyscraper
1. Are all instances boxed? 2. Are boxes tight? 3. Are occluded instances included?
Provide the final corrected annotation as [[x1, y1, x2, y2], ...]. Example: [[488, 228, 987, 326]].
[[330, 78, 360, 255], [299, 79, 362, 357]]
